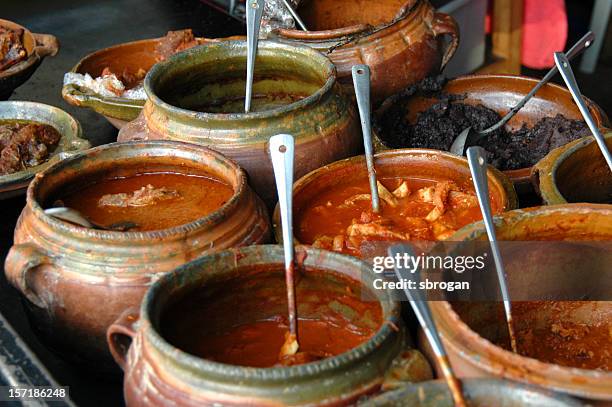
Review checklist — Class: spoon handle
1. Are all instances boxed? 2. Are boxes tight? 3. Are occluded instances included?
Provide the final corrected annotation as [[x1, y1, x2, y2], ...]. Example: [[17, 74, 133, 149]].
[[245, 0, 265, 113], [467, 147, 518, 353], [352, 65, 380, 213], [44, 207, 94, 229], [388, 244, 466, 407], [280, 0, 308, 31], [483, 31, 594, 135], [554, 52, 612, 172], [270, 134, 298, 337]]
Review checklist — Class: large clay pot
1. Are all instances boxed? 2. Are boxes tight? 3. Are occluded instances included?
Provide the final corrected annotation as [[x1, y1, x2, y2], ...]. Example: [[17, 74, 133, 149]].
[[273, 149, 518, 249], [374, 75, 610, 197], [268, 0, 459, 105], [4, 141, 271, 370], [107, 245, 433, 406], [427, 204, 612, 403], [0, 19, 59, 100], [533, 132, 612, 205], [361, 378, 582, 406], [118, 40, 362, 207]]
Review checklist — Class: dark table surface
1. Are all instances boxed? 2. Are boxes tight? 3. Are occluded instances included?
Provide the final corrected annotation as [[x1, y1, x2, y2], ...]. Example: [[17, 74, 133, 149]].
[[1, 1, 243, 405]]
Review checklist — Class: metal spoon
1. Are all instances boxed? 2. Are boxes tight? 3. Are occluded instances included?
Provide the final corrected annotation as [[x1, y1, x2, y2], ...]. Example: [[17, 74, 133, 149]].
[[450, 31, 595, 156], [245, 0, 265, 113], [352, 64, 380, 213], [466, 146, 518, 353], [388, 244, 467, 407], [270, 133, 300, 357], [554, 52, 612, 172], [280, 0, 308, 31], [45, 207, 138, 232], [229, 0, 237, 15]]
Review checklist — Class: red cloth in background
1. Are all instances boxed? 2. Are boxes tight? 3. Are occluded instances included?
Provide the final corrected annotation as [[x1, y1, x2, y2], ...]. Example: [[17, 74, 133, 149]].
[[521, 0, 568, 68]]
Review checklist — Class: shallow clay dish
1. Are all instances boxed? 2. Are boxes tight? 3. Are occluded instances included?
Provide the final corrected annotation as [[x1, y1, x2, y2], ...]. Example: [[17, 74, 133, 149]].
[[0, 19, 59, 100], [0, 101, 89, 199]]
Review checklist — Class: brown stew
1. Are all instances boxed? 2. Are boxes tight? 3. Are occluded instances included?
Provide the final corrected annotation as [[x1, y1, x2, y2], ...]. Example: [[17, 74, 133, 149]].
[[57, 172, 233, 231], [161, 266, 382, 367], [0, 120, 61, 175], [297, 177, 489, 256]]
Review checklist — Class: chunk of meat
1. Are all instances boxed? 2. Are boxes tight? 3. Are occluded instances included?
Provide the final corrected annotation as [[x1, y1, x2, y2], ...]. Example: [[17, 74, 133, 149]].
[[377, 181, 398, 207], [417, 181, 459, 222], [0, 123, 61, 175], [155, 29, 198, 60], [98, 184, 181, 207], [347, 221, 409, 241], [448, 190, 478, 209], [393, 181, 410, 198], [0, 27, 27, 71]]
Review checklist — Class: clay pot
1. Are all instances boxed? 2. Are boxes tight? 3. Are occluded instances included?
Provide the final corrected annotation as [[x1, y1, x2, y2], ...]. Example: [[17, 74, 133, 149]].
[[533, 132, 612, 205], [4, 141, 271, 370], [117, 40, 362, 207], [108, 245, 433, 406], [61, 36, 226, 129], [268, 0, 459, 105], [427, 204, 612, 403], [0, 101, 90, 199], [273, 149, 518, 248], [0, 19, 59, 100], [374, 74, 610, 196], [361, 378, 582, 406]]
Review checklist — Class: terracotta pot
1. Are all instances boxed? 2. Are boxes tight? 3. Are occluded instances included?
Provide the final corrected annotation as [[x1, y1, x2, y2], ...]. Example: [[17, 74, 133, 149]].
[[108, 245, 433, 406], [374, 74, 610, 196], [118, 40, 361, 207], [4, 141, 271, 370], [268, 0, 459, 105], [273, 149, 518, 248], [533, 132, 612, 205], [0, 19, 59, 100], [61, 36, 229, 129], [361, 378, 582, 406], [0, 101, 90, 199], [427, 204, 612, 403]]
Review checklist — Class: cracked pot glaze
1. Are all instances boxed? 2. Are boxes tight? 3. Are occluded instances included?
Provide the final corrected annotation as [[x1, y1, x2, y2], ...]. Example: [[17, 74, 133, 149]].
[[117, 40, 361, 207], [268, 0, 459, 105], [108, 245, 434, 406], [427, 204, 612, 404], [4, 141, 271, 371]]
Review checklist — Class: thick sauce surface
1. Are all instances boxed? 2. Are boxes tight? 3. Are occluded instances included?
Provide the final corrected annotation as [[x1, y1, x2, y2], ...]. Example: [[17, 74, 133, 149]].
[[162, 267, 382, 367], [298, 177, 488, 256], [59, 172, 233, 231]]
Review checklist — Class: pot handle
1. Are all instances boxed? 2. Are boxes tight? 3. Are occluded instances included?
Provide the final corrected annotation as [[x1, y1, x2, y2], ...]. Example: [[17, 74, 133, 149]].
[[5, 243, 53, 308], [32, 33, 59, 58], [107, 308, 140, 371], [432, 12, 460, 71]]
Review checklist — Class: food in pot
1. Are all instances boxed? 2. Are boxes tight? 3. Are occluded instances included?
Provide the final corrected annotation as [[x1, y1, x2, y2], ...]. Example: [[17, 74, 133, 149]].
[[52, 172, 233, 231], [376, 77, 591, 170], [297, 177, 483, 256], [161, 266, 381, 367], [0, 121, 61, 175], [63, 29, 199, 99], [0, 26, 27, 71]]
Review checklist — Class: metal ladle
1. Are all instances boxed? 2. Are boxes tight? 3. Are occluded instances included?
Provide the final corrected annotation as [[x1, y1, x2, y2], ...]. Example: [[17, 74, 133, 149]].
[[388, 244, 467, 407], [467, 146, 518, 353], [245, 0, 265, 113], [554, 52, 612, 172], [270, 133, 300, 357], [45, 207, 138, 232], [450, 31, 595, 156], [280, 0, 308, 31], [352, 64, 380, 213]]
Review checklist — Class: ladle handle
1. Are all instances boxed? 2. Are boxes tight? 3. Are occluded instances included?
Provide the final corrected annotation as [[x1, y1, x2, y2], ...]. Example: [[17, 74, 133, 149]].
[[554, 52, 612, 172], [280, 0, 308, 31], [483, 31, 594, 135], [245, 0, 265, 113], [352, 65, 380, 213]]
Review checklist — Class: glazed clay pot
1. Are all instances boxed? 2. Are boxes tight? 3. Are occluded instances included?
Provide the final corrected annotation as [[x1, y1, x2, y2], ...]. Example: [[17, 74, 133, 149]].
[[375, 74, 610, 196], [4, 141, 271, 370], [361, 378, 582, 406], [427, 204, 612, 403], [274, 149, 518, 247], [108, 245, 434, 406], [118, 40, 361, 207], [268, 0, 459, 105], [533, 132, 612, 205], [0, 19, 59, 100]]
